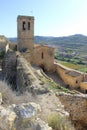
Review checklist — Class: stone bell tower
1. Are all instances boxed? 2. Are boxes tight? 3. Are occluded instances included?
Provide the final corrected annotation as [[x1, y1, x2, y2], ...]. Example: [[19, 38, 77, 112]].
[[17, 15, 34, 52]]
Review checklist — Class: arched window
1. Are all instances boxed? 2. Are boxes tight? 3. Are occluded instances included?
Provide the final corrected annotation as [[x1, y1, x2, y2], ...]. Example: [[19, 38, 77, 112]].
[[23, 21, 26, 30], [28, 22, 30, 30]]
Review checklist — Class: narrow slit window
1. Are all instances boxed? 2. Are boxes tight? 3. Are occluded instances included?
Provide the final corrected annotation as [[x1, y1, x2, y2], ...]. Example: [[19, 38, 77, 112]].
[[28, 22, 30, 30], [41, 52, 44, 59], [23, 21, 26, 30], [76, 80, 78, 84]]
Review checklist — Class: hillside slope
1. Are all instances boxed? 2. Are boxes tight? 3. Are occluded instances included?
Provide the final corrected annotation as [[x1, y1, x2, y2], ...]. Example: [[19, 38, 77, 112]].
[[9, 34, 87, 45]]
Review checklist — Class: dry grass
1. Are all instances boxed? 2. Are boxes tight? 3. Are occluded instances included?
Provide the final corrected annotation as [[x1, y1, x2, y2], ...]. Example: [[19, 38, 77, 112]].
[[47, 112, 75, 130], [0, 81, 36, 106]]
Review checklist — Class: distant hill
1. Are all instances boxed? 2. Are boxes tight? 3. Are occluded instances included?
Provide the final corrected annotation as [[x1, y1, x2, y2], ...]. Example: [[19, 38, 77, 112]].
[[9, 38, 17, 43], [8, 34, 87, 45]]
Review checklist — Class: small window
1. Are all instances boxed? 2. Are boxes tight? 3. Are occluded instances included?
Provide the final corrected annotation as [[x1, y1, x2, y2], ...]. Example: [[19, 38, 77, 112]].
[[41, 52, 44, 59], [23, 21, 26, 30], [28, 22, 30, 30]]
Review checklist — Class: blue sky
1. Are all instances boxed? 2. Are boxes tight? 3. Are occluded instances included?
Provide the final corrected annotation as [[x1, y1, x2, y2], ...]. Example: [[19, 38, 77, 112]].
[[0, 0, 87, 37]]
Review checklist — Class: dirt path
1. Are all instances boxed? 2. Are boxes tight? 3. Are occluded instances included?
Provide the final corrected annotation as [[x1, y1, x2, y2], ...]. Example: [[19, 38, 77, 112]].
[[45, 71, 65, 86]]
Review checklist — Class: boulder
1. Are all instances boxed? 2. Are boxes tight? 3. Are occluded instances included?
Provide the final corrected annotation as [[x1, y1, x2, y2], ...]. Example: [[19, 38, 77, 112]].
[[0, 106, 16, 130], [0, 102, 52, 130]]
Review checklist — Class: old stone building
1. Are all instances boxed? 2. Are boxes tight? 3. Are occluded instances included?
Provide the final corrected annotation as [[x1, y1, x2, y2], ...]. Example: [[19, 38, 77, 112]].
[[33, 44, 55, 71], [17, 15, 87, 92], [17, 15, 34, 52], [17, 15, 54, 71]]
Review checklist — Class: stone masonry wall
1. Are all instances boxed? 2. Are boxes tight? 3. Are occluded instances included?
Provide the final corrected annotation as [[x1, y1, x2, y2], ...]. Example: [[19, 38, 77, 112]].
[[56, 92, 87, 130], [16, 52, 48, 94], [33, 45, 55, 72], [2, 51, 17, 89], [54, 62, 86, 90]]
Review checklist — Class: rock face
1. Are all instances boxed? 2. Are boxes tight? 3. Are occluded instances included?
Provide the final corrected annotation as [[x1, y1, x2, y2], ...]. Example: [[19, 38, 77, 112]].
[[56, 92, 87, 130], [16, 52, 49, 94], [2, 51, 17, 89], [2, 51, 48, 94], [0, 102, 52, 130]]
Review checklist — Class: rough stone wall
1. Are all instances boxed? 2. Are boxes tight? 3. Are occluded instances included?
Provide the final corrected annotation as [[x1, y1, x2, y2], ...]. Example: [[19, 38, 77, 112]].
[[80, 82, 87, 91], [55, 62, 84, 88], [56, 92, 87, 130], [33, 45, 55, 72], [21, 51, 32, 63], [16, 52, 48, 93], [2, 51, 17, 89], [2, 51, 48, 93], [17, 54, 33, 92], [17, 16, 34, 52]]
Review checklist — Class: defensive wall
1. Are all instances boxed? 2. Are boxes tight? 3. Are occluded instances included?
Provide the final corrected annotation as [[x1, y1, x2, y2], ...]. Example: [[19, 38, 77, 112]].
[[54, 62, 87, 92], [21, 51, 87, 92], [2, 51, 49, 94], [2, 49, 87, 93]]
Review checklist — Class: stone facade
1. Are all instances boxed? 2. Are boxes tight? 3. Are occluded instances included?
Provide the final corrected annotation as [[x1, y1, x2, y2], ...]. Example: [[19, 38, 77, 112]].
[[17, 15, 55, 71], [55, 63, 84, 88], [55, 62, 87, 91], [17, 16, 34, 52], [33, 45, 55, 71]]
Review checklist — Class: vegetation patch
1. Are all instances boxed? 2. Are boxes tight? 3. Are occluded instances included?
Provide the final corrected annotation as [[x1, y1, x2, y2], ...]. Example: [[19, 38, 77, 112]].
[[47, 79, 71, 93], [47, 112, 75, 130]]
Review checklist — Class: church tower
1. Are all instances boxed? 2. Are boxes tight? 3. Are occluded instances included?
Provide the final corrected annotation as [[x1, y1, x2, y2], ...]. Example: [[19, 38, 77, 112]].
[[17, 15, 34, 52]]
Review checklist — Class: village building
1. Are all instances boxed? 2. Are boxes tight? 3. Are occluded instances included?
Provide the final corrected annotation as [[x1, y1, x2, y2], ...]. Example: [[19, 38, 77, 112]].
[[17, 15, 55, 71]]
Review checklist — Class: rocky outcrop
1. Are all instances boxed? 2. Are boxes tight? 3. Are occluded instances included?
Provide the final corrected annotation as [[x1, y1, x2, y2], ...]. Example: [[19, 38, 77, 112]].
[[16, 52, 49, 94], [56, 92, 87, 130], [0, 102, 52, 130], [2, 51, 48, 93], [2, 51, 17, 89]]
